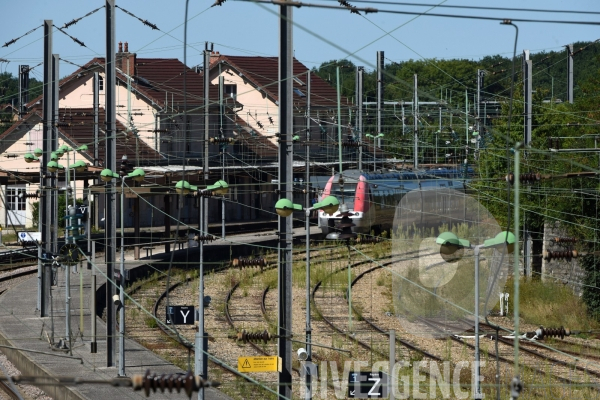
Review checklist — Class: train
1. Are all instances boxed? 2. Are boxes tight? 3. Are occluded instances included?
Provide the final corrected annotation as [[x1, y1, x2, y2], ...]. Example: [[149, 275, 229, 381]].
[[317, 168, 470, 236]]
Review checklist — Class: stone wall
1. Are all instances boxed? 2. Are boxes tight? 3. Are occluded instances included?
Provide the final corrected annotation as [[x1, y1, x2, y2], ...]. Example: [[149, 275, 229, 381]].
[[541, 222, 584, 296]]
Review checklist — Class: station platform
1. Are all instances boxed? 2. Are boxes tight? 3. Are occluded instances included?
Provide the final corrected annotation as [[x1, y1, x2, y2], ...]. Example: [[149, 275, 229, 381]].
[[0, 225, 323, 399], [0, 256, 232, 399]]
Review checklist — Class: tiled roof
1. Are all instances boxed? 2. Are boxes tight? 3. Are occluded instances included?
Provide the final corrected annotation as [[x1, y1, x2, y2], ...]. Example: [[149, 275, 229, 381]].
[[211, 55, 348, 108], [56, 108, 163, 166], [26, 56, 229, 110]]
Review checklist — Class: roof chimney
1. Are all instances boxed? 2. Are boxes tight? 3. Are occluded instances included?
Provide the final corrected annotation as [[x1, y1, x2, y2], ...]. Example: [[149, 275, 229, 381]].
[[209, 50, 222, 68], [118, 41, 123, 53], [124, 42, 129, 52]]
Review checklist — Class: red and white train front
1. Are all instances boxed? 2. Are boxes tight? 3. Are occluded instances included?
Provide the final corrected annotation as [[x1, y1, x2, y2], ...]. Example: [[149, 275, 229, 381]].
[[318, 171, 374, 235]]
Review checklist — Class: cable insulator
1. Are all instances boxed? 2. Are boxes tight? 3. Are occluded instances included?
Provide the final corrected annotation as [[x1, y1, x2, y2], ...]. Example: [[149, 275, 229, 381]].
[[131, 370, 218, 397], [340, 141, 361, 148], [356, 236, 381, 244], [505, 173, 514, 184], [209, 137, 233, 144], [232, 257, 267, 269], [194, 235, 214, 243], [553, 237, 577, 244], [548, 137, 561, 150], [520, 173, 541, 183], [236, 329, 274, 343], [531, 326, 571, 340], [543, 250, 578, 261], [198, 191, 214, 197]]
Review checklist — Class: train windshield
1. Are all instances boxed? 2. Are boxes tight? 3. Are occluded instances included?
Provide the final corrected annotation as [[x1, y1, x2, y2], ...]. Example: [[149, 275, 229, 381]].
[[329, 183, 356, 209]]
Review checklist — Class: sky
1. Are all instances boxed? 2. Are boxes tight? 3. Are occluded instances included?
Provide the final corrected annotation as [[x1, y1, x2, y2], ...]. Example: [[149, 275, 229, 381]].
[[0, 0, 599, 81]]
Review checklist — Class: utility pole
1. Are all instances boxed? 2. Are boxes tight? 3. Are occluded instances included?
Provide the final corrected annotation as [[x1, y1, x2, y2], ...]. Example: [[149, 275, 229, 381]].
[[278, 3, 293, 399], [566, 44, 574, 104], [355, 66, 363, 171], [105, 0, 117, 368], [413, 74, 418, 170], [376, 51, 384, 159], [40, 20, 53, 317], [18, 65, 29, 119]]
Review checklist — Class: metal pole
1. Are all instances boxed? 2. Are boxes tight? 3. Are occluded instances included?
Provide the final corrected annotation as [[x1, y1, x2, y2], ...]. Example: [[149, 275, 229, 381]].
[[93, 73, 99, 168], [40, 22, 51, 314], [196, 196, 206, 400], [18, 65, 29, 119], [511, 144, 521, 400], [105, 0, 117, 367], [196, 43, 211, 400], [437, 106, 441, 164], [304, 72, 312, 399], [347, 246, 352, 332], [337, 67, 343, 177], [65, 153, 71, 349], [278, 3, 294, 397], [523, 51, 532, 146], [566, 44, 573, 104], [118, 177, 125, 377], [474, 246, 482, 399], [356, 67, 363, 171], [376, 51, 384, 155], [219, 75, 225, 241], [413, 74, 418, 169], [90, 193, 97, 354], [51, 54, 59, 259], [389, 330, 395, 400], [304, 211, 311, 400]]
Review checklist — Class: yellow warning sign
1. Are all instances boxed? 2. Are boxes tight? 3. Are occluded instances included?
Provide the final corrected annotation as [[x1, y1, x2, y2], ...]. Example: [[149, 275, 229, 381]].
[[237, 356, 282, 372]]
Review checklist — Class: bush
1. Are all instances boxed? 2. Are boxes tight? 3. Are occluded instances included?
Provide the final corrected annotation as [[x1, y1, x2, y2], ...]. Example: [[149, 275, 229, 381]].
[[582, 254, 600, 320]]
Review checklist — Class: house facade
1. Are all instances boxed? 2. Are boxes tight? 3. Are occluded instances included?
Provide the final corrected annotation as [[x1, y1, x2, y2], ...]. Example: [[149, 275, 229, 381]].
[[0, 46, 352, 230]]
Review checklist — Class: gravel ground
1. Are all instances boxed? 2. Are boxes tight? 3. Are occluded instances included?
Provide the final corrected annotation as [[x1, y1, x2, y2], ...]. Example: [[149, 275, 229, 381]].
[[0, 351, 52, 400]]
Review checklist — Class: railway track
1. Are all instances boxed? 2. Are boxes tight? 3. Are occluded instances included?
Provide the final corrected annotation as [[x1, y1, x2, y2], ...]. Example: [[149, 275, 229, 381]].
[[0, 247, 38, 273], [0, 376, 21, 400], [348, 260, 600, 397]]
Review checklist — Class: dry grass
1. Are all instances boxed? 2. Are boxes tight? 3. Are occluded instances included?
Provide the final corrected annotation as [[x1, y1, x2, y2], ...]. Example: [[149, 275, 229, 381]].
[[507, 278, 600, 332]]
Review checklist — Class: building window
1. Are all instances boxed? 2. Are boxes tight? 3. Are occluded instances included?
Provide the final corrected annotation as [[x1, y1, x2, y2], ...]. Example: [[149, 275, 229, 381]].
[[224, 84, 237, 100], [99, 75, 104, 91]]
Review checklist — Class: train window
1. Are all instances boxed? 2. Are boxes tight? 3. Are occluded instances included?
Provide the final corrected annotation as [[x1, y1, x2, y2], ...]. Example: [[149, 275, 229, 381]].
[[448, 181, 453, 186]]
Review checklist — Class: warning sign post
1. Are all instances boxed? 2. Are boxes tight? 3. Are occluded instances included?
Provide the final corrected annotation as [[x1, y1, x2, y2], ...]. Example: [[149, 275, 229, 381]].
[[237, 356, 282, 372]]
